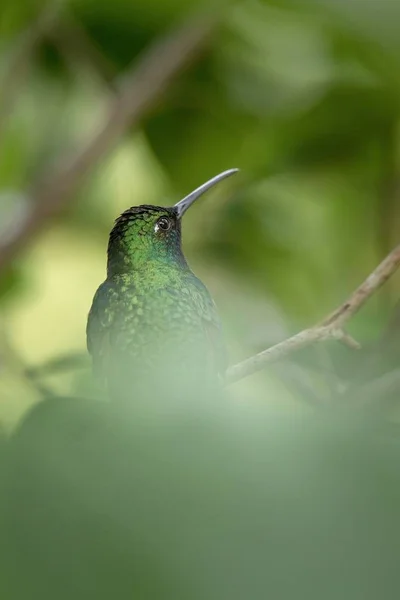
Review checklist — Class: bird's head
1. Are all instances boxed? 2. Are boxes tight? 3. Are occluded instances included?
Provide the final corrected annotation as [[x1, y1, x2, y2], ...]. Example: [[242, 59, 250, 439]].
[[107, 169, 238, 276]]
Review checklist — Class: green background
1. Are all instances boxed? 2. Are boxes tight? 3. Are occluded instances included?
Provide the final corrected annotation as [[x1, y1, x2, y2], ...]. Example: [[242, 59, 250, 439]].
[[2, 0, 400, 422], [2, 3, 400, 599]]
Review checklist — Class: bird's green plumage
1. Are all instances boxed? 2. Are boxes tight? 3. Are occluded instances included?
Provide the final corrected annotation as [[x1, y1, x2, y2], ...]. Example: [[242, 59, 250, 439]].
[[87, 203, 225, 400]]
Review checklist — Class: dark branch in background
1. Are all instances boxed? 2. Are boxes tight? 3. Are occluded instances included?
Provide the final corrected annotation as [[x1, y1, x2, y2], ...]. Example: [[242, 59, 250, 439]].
[[0, 13, 218, 271], [0, 2, 62, 146], [226, 244, 400, 384], [48, 15, 118, 90]]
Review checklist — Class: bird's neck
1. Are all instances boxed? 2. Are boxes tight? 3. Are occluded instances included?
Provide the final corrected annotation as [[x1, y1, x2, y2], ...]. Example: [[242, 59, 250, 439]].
[[107, 259, 195, 289], [107, 248, 189, 279]]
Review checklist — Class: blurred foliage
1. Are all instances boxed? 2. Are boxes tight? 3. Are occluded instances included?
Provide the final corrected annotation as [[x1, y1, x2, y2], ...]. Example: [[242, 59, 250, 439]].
[[3, 392, 400, 600], [1, 1, 400, 597]]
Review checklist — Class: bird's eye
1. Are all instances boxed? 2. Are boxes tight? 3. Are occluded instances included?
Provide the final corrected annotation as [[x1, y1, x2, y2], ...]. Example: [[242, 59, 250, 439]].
[[155, 217, 172, 233]]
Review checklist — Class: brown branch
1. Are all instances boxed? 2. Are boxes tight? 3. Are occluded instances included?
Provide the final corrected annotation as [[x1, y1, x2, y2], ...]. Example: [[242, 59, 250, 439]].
[[226, 243, 400, 384], [0, 13, 217, 271]]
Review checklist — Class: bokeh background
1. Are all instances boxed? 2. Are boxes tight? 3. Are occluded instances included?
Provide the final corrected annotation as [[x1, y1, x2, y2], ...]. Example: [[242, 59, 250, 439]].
[[0, 0, 400, 426], [3, 2, 400, 599], [2, 0, 400, 424]]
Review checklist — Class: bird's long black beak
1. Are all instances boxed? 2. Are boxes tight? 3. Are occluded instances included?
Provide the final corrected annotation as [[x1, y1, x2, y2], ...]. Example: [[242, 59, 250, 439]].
[[174, 169, 239, 218]]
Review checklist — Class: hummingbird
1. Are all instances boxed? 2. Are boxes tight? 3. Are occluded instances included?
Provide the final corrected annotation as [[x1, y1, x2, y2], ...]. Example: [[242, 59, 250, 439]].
[[86, 169, 239, 401]]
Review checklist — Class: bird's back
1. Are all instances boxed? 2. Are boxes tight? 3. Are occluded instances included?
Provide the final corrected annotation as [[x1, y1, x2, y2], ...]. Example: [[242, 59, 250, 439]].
[[87, 268, 225, 401]]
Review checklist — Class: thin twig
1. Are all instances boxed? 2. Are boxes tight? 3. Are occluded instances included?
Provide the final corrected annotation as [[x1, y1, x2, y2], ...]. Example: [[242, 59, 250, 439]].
[[0, 13, 217, 271], [322, 244, 400, 327], [0, 325, 53, 398], [226, 244, 400, 384]]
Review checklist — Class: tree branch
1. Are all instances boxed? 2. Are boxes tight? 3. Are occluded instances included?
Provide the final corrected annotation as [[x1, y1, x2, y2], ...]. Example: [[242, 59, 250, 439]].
[[48, 14, 118, 91], [226, 243, 400, 384], [0, 13, 217, 271]]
